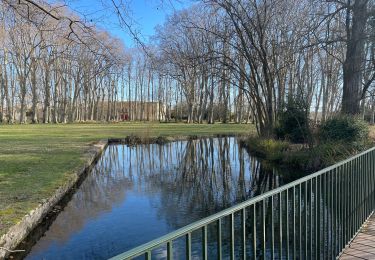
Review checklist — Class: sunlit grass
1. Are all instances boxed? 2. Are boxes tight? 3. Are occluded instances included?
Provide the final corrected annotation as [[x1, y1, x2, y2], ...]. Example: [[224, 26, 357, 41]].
[[0, 122, 254, 236]]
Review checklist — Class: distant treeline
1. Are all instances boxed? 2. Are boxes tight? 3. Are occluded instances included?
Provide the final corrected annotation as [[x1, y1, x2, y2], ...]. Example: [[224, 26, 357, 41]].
[[0, 1, 374, 135]]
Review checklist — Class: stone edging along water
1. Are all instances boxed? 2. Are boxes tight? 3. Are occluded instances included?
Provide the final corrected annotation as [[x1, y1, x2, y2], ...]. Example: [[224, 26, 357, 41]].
[[0, 134, 244, 259], [0, 140, 108, 259]]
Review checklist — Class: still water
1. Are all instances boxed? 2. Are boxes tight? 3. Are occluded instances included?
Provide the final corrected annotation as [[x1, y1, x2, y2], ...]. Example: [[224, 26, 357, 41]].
[[26, 137, 298, 260]]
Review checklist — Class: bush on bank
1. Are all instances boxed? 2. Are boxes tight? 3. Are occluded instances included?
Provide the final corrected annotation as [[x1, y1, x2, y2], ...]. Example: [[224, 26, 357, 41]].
[[240, 137, 290, 162], [275, 99, 311, 144], [319, 115, 369, 148], [242, 116, 371, 173]]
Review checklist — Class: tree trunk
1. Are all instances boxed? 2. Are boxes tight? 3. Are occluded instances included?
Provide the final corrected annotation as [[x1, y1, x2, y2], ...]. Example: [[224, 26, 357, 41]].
[[341, 0, 368, 115]]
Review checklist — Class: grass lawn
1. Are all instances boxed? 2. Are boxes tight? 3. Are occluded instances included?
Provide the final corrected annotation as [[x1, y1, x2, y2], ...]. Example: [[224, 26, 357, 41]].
[[0, 122, 253, 236]]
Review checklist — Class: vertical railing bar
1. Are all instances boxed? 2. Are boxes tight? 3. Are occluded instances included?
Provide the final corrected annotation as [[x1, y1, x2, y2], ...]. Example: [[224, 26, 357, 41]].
[[339, 164, 342, 253], [345, 159, 348, 247], [299, 184, 302, 260], [346, 161, 349, 249], [279, 192, 283, 260], [358, 156, 361, 227], [286, 189, 290, 259], [331, 166, 341, 259], [262, 200, 266, 260], [350, 159, 353, 246], [372, 151, 374, 213], [315, 177, 318, 259], [370, 149, 375, 214], [253, 205, 256, 260], [230, 214, 234, 260], [354, 158, 357, 239], [325, 170, 333, 258], [328, 170, 331, 259], [186, 233, 191, 260], [369, 151, 372, 213], [363, 155, 366, 221], [324, 171, 328, 259], [341, 162, 344, 250], [292, 186, 296, 259], [322, 172, 326, 260], [363, 155, 366, 223], [167, 241, 173, 260], [364, 154, 367, 220], [145, 251, 151, 260], [242, 208, 246, 260], [345, 160, 349, 249], [271, 196, 274, 259], [310, 179, 313, 260], [317, 175, 321, 259], [217, 218, 222, 260], [347, 160, 351, 249], [360, 156, 363, 228], [366, 153, 368, 216], [332, 166, 343, 257], [357, 157, 360, 233], [330, 168, 334, 259], [371, 151, 373, 210], [341, 163, 344, 253], [362, 156, 364, 224], [354, 158, 357, 236], [304, 181, 308, 260], [372, 151, 374, 212], [369, 152, 371, 213], [202, 225, 207, 260]]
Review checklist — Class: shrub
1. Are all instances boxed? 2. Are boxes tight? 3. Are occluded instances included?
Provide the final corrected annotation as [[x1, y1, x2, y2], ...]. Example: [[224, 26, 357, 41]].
[[319, 116, 369, 148], [241, 137, 290, 162], [275, 99, 311, 143], [283, 142, 354, 171]]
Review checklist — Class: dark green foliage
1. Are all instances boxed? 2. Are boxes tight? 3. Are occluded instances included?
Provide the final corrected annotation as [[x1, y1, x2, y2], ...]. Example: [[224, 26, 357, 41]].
[[275, 99, 311, 143], [319, 116, 369, 148]]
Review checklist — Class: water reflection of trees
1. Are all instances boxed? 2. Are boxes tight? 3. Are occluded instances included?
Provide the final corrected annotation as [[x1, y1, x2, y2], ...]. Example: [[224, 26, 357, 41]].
[[29, 137, 288, 258], [30, 148, 134, 247], [119, 137, 283, 229]]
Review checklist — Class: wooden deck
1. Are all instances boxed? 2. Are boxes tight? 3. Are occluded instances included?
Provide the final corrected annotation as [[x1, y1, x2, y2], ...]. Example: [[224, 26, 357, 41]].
[[339, 214, 375, 259]]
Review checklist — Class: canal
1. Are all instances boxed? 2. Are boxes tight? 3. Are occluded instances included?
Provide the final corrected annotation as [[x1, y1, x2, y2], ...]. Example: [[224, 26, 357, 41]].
[[25, 137, 301, 259]]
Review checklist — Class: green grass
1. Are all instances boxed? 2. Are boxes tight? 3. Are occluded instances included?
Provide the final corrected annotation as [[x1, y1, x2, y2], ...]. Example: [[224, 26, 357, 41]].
[[0, 122, 254, 236]]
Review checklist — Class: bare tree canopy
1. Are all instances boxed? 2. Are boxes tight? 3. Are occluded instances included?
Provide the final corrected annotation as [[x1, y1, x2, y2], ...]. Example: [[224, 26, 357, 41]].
[[0, 0, 374, 136]]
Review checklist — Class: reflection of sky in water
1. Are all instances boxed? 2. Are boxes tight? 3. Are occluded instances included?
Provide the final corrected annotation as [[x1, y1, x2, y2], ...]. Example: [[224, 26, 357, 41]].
[[26, 137, 283, 260]]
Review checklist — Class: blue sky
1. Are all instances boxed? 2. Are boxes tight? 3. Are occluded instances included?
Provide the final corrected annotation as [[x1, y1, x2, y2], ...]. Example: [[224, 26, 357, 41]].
[[66, 0, 191, 47]]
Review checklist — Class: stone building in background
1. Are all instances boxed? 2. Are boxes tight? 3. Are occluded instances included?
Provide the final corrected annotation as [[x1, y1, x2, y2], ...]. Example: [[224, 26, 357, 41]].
[[117, 101, 166, 121]]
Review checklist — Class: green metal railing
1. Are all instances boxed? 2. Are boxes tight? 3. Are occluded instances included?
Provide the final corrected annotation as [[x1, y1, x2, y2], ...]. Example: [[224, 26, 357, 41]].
[[109, 146, 375, 260]]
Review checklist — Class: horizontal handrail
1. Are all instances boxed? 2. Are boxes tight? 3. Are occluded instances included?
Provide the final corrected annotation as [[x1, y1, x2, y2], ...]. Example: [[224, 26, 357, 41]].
[[110, 145, 375, 260]]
